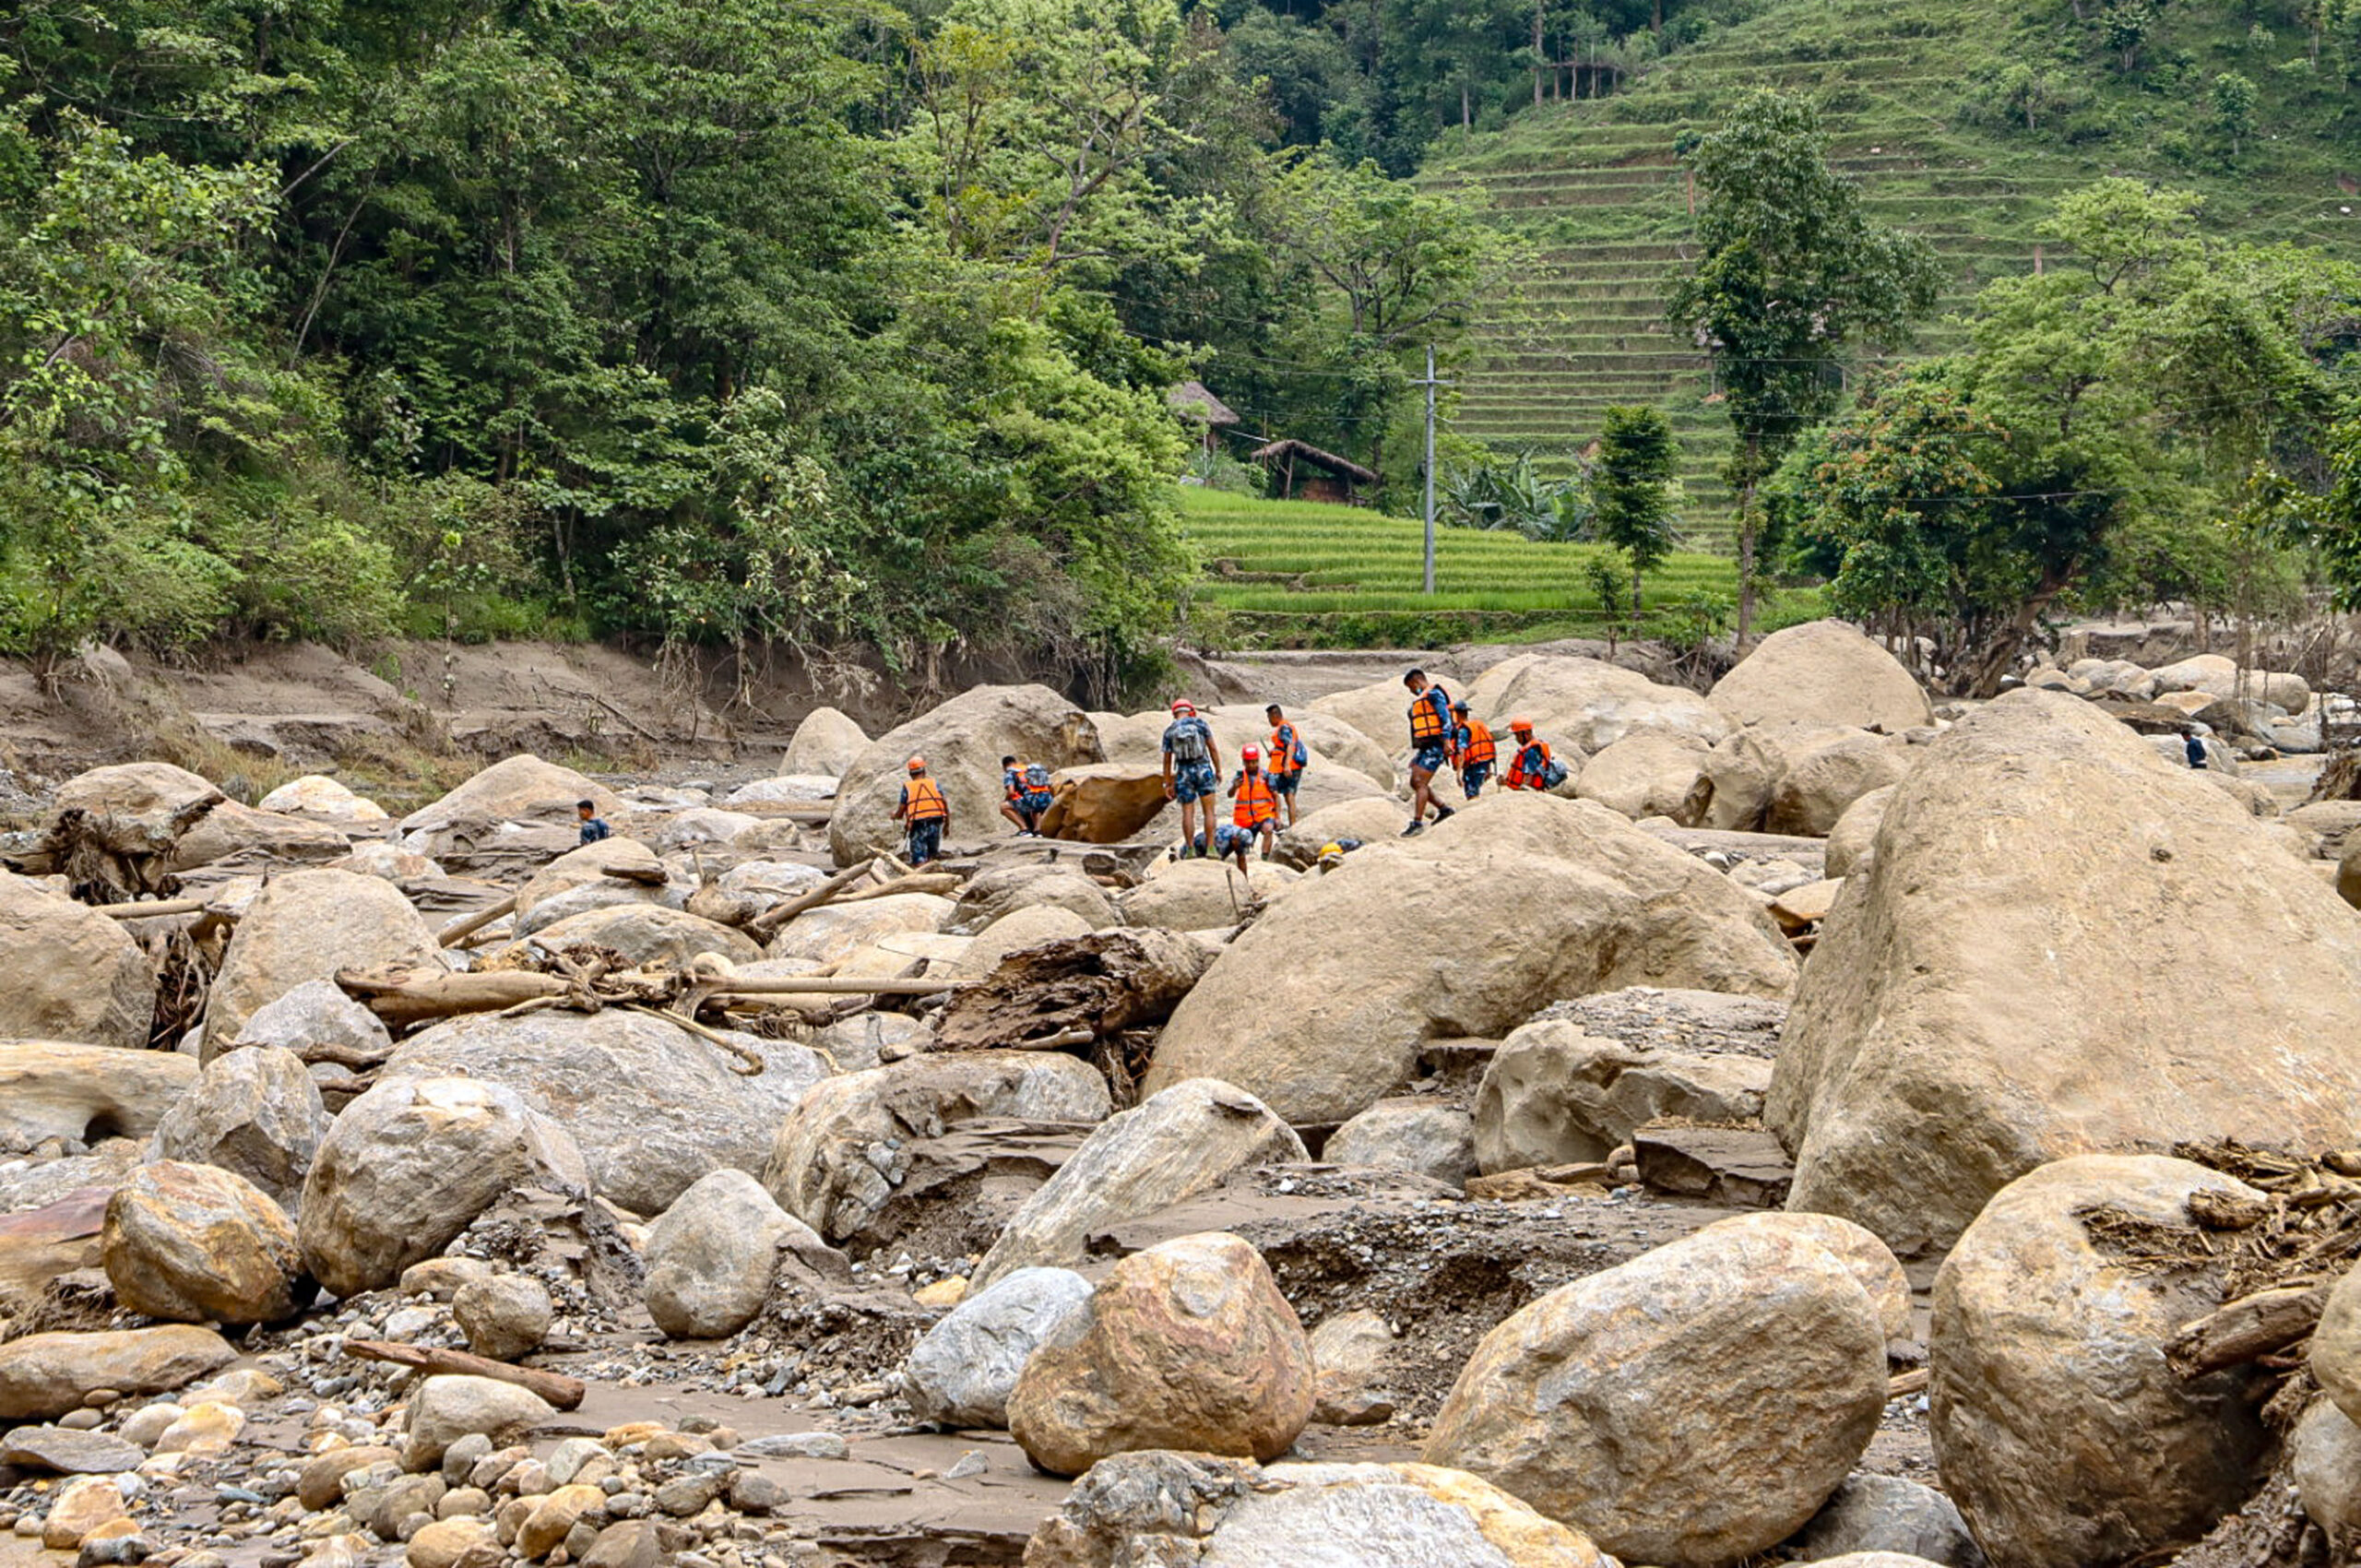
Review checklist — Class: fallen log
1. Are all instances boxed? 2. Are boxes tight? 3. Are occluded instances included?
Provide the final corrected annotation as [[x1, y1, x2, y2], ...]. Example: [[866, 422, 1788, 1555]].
[[1887, 1369, 1929, 1399], [344, 1337, 586, 1410], [436, 894, 518, 949], [933, 929, 1211, 1051], [835, 873, 961, 905], [712, 977, 956, 1000], [336, 960, 568, 1028], [2166, 1284, 2327, 1379], [750, 860, 882, 939], [87, 897, 212, 921]]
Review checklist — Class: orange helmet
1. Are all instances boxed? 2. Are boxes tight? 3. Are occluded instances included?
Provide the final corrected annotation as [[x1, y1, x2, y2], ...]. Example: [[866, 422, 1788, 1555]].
[[1510, 717, 1534, 734], [906, 756, 927, 773]]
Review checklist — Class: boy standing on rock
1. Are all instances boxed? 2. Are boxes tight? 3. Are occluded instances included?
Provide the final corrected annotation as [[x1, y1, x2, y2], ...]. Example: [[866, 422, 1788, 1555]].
[[575, 800, 611, 845], [1402, 669, 1457, 836], [1161, 699, 1222, 858], [893, 756, 950, 865], [1264, 704, 1307, 827]]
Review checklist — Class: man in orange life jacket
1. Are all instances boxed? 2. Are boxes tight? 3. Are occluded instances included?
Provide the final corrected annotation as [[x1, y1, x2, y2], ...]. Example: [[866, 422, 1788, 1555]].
[[891, 755, 950, 865], [1453, 701, 1496, 799], [1402, 668, 1457, 836], [999, 754, 1053, 837], [1219, 745, 1281, 870], [1503, 719, 1562, 791], [1264, 704, 1306, 827]]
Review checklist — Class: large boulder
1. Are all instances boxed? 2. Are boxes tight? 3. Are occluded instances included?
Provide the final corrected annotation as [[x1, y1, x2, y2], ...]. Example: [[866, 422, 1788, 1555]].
[[1324, 1099, 1477, 1185], [1038, 764, 1175, 844], [1710, 621, 1933, 732], [1786, 1475, 1984, 1566], [511, 837, 666, 926], [1008, 1230, 1315, 1477], [1025, 1451, 1617, 1568], [0, 1326, 236, 1420], [780, 706, 869, 778], [1466, 654, 1732, 753], [1823, 785, 1896, 879], [387, 1011, 828, 1218], [2293, 1397, 2361, 1549], [0, 1042, 196, 1154], [768, 894, 955, 967], [1146, 794, 1797, 1126], [502, 903, 760, 970], [297, 1076, 587, 1298], [904, 1265, 1095, 1429], [1121, 860, 1293, 931], [1574, 732, 1713, 823], [1764, 730, 1914, 837], [2308, 1260, 2361, 1427], [2149, 652, 2239, 699], [1930, 1155, 2271, 1568], [956, 905, 1097, 979], [101, 1161, 301, 1324], [0, 872, 156, 1049], [227, 979, 393, 1069], [828, 685, 1100, 865], [1701, 1211, 1911, 1340], [764, 1055, 1112, 1242], [950, 864, 1120, 933], [398, 754, 623, 837], [150, 1046, 326, 1210], [642, 1170, 819, 1340], [971, 1079, 1306, 1290], [163, 800, 351, 873], [402, 1375, 556, 1470], [1309, 677, 1423, 752], [1209, 705, 1397, 790], [1423, 1221, 1886, 1567], [51, 762, 220, 835], [256, 775, 388, 822], [205, 869, 439, 1049], [1767, 691, 2361, 1255], [1474, 1017, 1769, 1172]]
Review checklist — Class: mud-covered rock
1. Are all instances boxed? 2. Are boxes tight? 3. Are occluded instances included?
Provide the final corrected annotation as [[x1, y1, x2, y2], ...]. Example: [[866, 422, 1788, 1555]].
[[1324, 1099, 1477, 1185]]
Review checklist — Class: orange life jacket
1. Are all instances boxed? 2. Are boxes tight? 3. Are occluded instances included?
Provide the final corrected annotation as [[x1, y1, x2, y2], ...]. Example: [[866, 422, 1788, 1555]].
[[1461, 719, 1496, 766], [1268, 722, 1303, 776], [904, 776, 949, 823], [1003, 767, 1024, 802], [1408, 686, 1452, 742], [1232, 769, 1277, 827], [1506, 740, 1551, 790]]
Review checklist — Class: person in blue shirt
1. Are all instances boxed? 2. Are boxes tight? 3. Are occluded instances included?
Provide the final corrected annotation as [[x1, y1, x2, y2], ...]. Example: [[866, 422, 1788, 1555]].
[[1401, 669, 1458, 836], [1160, 699, 1222, 858], [575, 800, 611, 845]]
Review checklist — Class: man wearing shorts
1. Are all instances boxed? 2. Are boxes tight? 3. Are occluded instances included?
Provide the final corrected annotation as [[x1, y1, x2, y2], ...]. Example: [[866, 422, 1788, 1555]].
[[1264, 703, 1306, 827], [1161, 699, 1222, 858], [1401, 669, 1458, 836]]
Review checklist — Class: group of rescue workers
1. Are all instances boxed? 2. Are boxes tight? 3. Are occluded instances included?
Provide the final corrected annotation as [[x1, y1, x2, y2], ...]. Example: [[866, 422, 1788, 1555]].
[[886, 668, 1567, 867]]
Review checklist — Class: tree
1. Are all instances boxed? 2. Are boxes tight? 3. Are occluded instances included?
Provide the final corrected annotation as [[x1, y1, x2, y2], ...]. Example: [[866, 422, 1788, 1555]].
[[1664, 91, 1939, 646], [2101, 0, 2154, 72], [2211, 71, 2259, 158], [1592, 406, 1678, 610]]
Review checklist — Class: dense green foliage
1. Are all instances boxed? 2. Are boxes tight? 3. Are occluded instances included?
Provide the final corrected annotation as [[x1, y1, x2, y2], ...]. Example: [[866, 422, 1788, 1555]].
[[1592, 404, 1679, 606]]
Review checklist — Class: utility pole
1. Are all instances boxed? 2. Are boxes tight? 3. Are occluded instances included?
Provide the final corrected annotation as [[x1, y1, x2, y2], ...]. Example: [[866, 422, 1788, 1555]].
[[1414, 344, 1453, 595]]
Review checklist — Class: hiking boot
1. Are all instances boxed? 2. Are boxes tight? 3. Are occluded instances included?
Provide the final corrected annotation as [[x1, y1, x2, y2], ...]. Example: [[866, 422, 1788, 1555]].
[[1401, 820, 1423, 837], [1433, 805, 1455, 823]]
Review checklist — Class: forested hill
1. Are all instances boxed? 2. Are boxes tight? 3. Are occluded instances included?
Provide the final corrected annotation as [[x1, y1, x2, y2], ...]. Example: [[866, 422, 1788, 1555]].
[[1423, 0, 2361, 548]]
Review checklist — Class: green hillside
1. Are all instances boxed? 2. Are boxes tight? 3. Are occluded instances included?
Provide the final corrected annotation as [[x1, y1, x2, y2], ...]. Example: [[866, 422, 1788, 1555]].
[[1425, 0, 2361, 551], [1178, 486, 1774, 646]]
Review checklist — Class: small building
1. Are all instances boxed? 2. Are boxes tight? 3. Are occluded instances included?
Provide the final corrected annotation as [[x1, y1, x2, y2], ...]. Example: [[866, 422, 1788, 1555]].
[[1250, 439, 1377, 505], [1167, 381, 1240, 456]]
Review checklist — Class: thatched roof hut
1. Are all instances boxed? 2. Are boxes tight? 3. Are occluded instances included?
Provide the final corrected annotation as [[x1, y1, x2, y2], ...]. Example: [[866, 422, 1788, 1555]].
[[1250, 438, 1376, 505]]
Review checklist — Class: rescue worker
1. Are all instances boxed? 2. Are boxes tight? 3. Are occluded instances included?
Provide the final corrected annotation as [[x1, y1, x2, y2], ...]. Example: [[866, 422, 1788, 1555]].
[[1453, 701, 1495, 800], [1223, 744, 1281, 869], [575, 799, 611, 845], [1161, 698, 1222, 858], [1502, 719, 1562, 792], [1264, 704, 1307, 827], [1401, 669, 1457, 836], [999, 755, 1053, 836], [892, 755, 950, 865]]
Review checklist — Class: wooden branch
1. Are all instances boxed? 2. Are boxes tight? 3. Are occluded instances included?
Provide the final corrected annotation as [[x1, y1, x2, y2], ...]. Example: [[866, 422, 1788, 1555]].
[[88, 897, 211, 921], [1887, 1369, 1929, 1399], [337, 960, 567, 1028], [934, 929, 1211, 1051], [835, 873, 959, 904], [711, 977, 955, 999], [437, 895, 517, 949], [750, 859, 881, 939], [294, 1038, 397, 1071], [344, 1338, 585, 1410], [2166, 1284, 2327, 1379]]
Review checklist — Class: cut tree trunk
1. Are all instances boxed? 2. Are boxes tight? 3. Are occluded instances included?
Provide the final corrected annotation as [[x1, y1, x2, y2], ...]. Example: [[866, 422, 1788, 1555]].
[[933, 929, 1214, 1051], [336, 961, 569, 1029]]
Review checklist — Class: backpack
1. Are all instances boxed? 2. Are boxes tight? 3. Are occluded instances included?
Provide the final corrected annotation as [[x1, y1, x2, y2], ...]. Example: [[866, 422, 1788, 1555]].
[[1541, 756, 1571, 790], [1167, 717, 1211, 766], [1024, 762, 1052, 790]]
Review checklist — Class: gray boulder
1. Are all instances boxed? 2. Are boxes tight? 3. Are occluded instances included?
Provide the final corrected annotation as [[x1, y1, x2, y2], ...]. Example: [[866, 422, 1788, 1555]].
[[205, 870, 438, 1049], [904, 1266, 1094, 1429], [1323, 1099, 1476, 1185], [226, 980, 393, 1067], [1786, 1474, 1986, 1566], [1475, 1017, 1767, 1172], [643, 1170, 820, 1340], [151, 1045, 326, 1210], [387, 1010, 829, 1217], [829, 685, 1100, 865]]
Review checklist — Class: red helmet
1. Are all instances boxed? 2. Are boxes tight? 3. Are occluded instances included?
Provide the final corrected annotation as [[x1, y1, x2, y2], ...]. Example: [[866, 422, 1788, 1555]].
[[1170, 698, 1194, 714], [1241, 745, 1261, 760]]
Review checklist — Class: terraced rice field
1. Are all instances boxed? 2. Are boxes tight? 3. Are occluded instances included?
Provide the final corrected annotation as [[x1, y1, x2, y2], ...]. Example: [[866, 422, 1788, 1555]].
[[1179, 487, 1736, 620], [1421, 0, 2361, 552]]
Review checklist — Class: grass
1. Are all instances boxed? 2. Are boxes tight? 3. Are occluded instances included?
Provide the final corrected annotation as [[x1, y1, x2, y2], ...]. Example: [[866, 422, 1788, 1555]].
[[1418, 0, 2361, 551], [1177, 486, 1740, 646]]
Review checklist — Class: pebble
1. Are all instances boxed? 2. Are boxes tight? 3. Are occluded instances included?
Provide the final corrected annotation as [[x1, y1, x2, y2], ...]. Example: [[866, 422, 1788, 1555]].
[[57, 1410, 104, 1432]]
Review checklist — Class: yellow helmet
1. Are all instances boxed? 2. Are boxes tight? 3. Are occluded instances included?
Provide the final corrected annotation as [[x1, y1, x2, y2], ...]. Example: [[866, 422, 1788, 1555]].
[[1320, 841, 1343, 859]]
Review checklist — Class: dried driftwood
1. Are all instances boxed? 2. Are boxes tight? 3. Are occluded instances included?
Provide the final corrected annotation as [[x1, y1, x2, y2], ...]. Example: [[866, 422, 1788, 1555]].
[[2166, 1284, 2328, 1379], [344, 1337, 585, 1409], [933, 929, 1212, 1051]]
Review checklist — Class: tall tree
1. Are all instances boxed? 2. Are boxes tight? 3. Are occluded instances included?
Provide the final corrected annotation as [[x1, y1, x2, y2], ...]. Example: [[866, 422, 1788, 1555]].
[[1591, 405, 1678, 611], [1664, 91, 1939, 645]]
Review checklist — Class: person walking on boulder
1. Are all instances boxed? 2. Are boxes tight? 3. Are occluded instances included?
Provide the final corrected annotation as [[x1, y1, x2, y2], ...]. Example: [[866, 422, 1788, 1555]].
[[1402, 669, 1457, 836], [1222, 745, 1281, 870], [893, 756, 950, 865], [1161, 699, 1222, 858], [1264, 703, 1307, 828], [1453, 701, 1495, 800]]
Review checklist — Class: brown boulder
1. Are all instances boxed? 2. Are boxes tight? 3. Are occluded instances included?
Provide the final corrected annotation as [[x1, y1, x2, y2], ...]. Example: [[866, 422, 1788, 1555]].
[[1008, 1231, 1315, 1477], [205, 868, 440, 1049], [0, 871, 156, 1050], [1709, 620, 1932, 732], [102, 1161, 302, 1324], [0, 1325, 236, 1420]]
